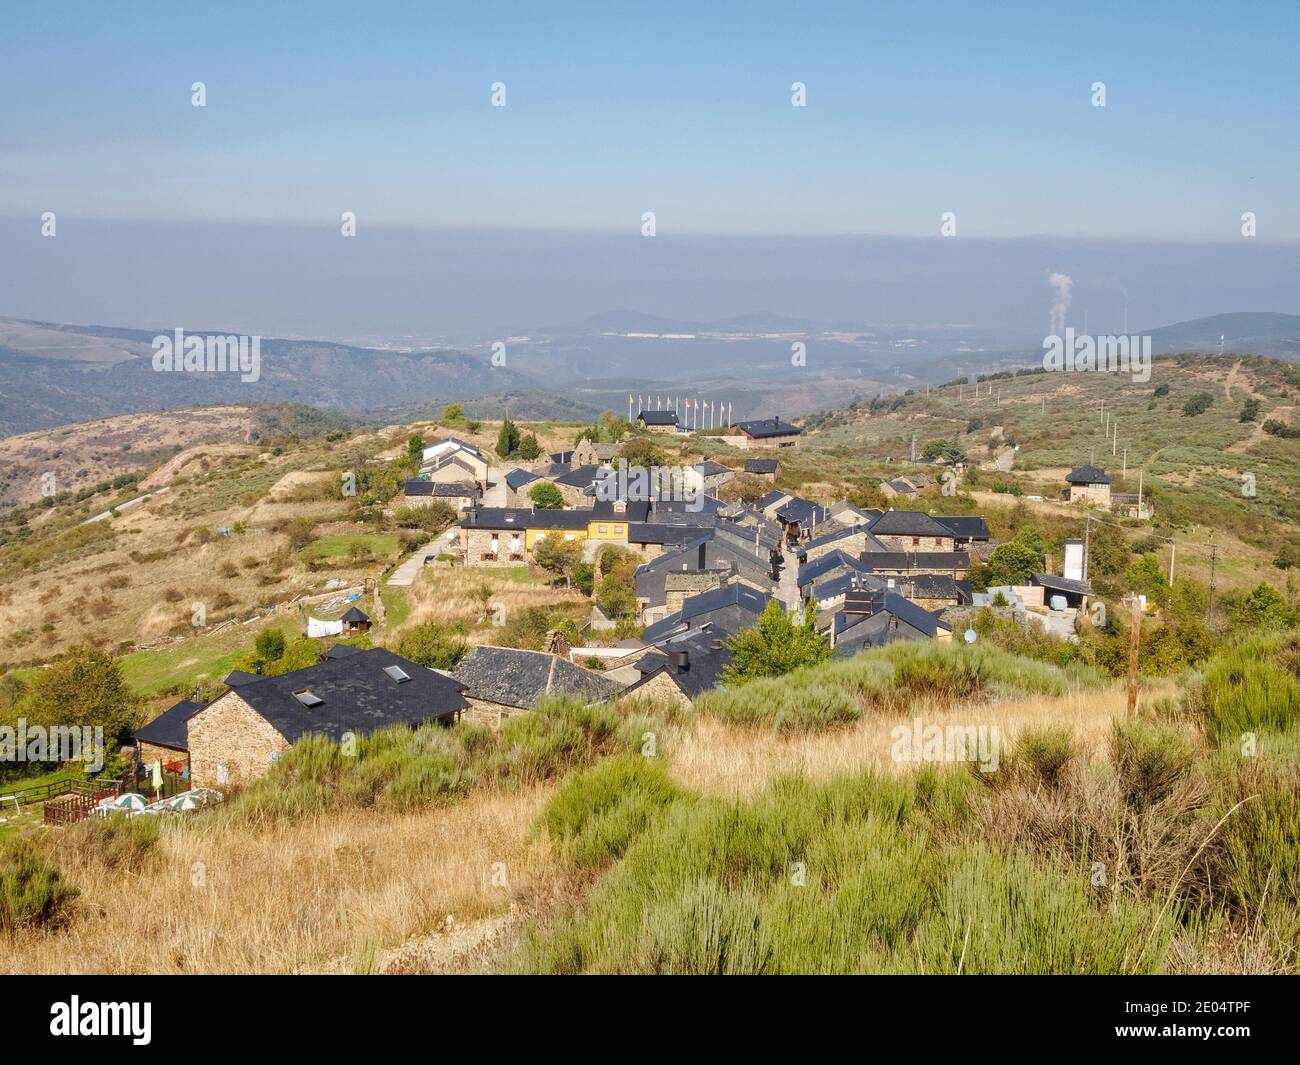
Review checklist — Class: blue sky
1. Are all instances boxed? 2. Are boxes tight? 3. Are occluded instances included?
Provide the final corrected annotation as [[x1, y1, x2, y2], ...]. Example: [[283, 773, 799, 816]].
[[3, 0, 1298, 240]]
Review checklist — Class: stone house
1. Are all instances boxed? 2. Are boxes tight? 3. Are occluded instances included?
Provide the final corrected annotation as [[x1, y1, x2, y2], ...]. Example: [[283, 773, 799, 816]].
[[726, 417, 802, 449], [637, 410, 679, 433], [177, 648, 470, 788], [451, 645, 623, 728], [1064, 465, 1112, 507], [573, 439, 621, 466], [402, 478, 480, 511], [866, 510, 957, 552]]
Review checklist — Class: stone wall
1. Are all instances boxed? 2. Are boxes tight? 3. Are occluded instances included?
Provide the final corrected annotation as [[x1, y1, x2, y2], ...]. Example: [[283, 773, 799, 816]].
[[622, 668, 690, 709], [462, 526, 528, 567], [187, 691, 290, 789], [137, 741, 188, 773], [875, 533, 956, 552], [664, 571, 726, 616]]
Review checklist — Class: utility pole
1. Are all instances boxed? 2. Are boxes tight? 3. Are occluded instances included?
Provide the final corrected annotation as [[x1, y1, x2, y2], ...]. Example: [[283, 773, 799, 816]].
[[1112, 419, 1118, 456], [1168, 538, 1176, 585], [1127, 594, 1141, 717], [1082, 513, 1092, 583], [910, 433, 917, 463], [1122, 447, 1127, 479], [1208, 543, 1219, 627]]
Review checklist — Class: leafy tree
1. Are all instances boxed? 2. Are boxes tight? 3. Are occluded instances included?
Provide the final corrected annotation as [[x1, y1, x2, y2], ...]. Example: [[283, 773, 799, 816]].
[[395, 621, 469, 670], [393, 501, 457, 533], [1233, 582, 1294, 629], [1181, 392, 1214, 417], [1088, 522, 1130, 577], [254, 629, 286, 662], [921, 439, 966, 465], [517, 433, 543, 460], [1125, 554, 1168, 606], [529, 481, 565, 509], [16, 646, 139, 746], [598, 411, 628, 442], [987, 540, 1041, 586], [720, 473, 768, 504], [618, 438, 667, 468], [406, 434, 424, 463], [532, 535, 583, 586], [1239, 397, 1262, 423], [572, 561, 595, 596], [722, 600, 830, 684], [264, 637, 325, 677], [496, 417, 520, 459], [440, 403, 465, 425], [596, 573, 637, 618]]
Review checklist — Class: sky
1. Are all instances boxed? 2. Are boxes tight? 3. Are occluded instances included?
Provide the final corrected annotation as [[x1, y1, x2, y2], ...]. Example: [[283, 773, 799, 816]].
[[1, 2, 1297, 337]]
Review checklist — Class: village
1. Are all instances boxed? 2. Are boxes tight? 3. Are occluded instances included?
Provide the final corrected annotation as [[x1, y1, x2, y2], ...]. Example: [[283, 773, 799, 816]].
[[82, 407, 1147, 801]]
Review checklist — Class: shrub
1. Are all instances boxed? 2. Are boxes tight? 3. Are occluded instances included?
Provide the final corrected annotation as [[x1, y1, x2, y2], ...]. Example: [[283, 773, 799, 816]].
[[1013, 726, 1075, 788], [1110, 717, 1196, 812], [1199, 630, 1300, 741], [69, 814, 161, 872], [0, 839, 78, 936]]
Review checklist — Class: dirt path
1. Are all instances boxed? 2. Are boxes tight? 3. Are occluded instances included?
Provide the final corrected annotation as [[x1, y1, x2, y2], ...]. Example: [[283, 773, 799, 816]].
[[1228, 405, 1292, 454], [317, 907, 528, 974], [1224, 358, 1242, 402]]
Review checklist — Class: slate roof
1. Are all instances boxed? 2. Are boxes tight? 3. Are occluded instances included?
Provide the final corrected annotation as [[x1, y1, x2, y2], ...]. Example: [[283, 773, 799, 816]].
[[627, 630, 732, 699], [801, 524, 888, 554], [548, 451, 575, 465], [744, 459, 779, 474], [224, 670, 263, 687], [133, 699, 204, 751], [797, 549, 874, 591], [504, 468, 540, 491], [775, 497, 830, 531], [1065, 465, 1111, 485], [461, 507, 590, 531], [553, 464, 606, 489], [341, 607, 369, 623], [452, 646, 622, 711], [638, 410, 679, 426], [867, 510, 955, 538], [634, 531, 776, 608], [691, 460, 731, 477], [224, 648, 470, 744], [642, 583, 772, 642], [756, 489, 792, 510], [886, 478, 919, 494], [590, 498, 652, 523], [857, 551, 971, 572], [404, 479, 478, 498], [1031, 572, 1094, 596], [932, 515, 991, 541], [734, 417, 802, 439]]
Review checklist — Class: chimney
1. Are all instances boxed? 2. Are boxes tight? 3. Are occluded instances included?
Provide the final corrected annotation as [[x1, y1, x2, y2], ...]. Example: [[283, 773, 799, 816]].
[[697, 542, 706, 570], [673, 650, 690, 671], [709, 639, 724, 652]]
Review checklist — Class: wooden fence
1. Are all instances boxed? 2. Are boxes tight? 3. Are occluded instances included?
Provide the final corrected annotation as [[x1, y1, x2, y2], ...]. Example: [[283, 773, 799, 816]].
[[0, 777, 123, 825]]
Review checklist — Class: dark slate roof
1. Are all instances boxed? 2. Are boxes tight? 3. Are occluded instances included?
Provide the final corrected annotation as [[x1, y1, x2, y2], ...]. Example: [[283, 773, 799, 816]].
[[798, 549, 873, 590], [832, 607, 933, 657], [801, 524, 888, 554], [591, 498, 652, 523], [775, 497, 830, 530], [1032, 572, 1094, 596], [744, 459, 779, 474], [932, 515, 991, 541], [226, 648, 470, 744], [461, 507, 590, 531], [553, 464, 605, 489], [890, 573, 970, 603], [405, 479, 477, 498], [886, 478, 918, 494], [868, 510, 955, 538], [452, 646, 622, 710], [504, 468, 540, 491], [341, 606, 369, 623], [692, 460, 731, 477], [325, 643, 364, 659], [734, 417, 802, 439], [808, 569, 889, 602], [133, 699, 204, 751], [548, 451, 575, 465], [857, 551, 971, 572], [755, 490, 791, 510], [627, 523, 702, 546], [839, 592, 951, 638], [224, 670, 263, 687], [638, 410, 679, 426], [628, 630, 732, 699], [634, 531, 776, 607], [1065, 465, 1111, 485], [642, 583, 772, 642]]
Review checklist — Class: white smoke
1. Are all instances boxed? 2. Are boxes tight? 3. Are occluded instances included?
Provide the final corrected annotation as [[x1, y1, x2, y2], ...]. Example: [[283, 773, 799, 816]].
[[1048, 272, 1073, 336]]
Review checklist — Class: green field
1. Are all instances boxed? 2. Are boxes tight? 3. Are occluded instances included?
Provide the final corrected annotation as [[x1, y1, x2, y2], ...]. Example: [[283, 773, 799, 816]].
[[302, 533, 400, 560], [120, 615, 299, 697]]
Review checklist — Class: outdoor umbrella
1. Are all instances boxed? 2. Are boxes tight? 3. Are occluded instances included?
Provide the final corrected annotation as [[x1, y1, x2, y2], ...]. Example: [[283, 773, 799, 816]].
[[151, 760, 163, 794], [114, 793, 147, 811], [168, 794, 198, 812]]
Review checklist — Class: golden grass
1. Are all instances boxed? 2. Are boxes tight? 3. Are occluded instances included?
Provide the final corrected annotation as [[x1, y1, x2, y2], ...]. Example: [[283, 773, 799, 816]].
[[2, 786, 560, 974], [668, 680, 1175, 798], [400, 565, 585, 638]]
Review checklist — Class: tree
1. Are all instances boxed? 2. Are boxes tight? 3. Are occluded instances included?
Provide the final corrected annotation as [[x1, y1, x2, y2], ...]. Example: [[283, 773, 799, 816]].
[[517, 433, 543, 460], [596, 573, 637, 618], [254, 629, 286, 662], [1125, 553, 1168, 606], [16, 646, 139, 746], [618, 438, 667, 468], [921, 439, 966, 465], [722, 600, 830, 684], [1234, 582, 1294, 629], [1240, 397, 1262, 423], [396, 621, 469, 670], [440, 402, 465, 425], [1088, 522, 1130, 577], [987, 541, 1041, 586], [529, 481, 565, 509], [264, 637, 325, 676], [496, 417, 520, 458], [406, 434, 424, 463], [1182, 392, 1214, 417], [532, 536, 583, 586]]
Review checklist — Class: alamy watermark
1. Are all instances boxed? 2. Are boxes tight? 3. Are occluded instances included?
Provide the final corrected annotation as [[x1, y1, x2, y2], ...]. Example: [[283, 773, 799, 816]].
[[152, 329, 261, 383], [0, 718, 105, 773], [890, 717, 1000, 772], [1042, 328, 1151, 384]]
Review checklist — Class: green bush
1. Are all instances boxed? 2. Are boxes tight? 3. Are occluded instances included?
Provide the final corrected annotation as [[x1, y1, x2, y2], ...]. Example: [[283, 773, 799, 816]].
[[0, 839, 78, 936], [1013, 726, 1075, 788], [1200, 630, 1300, 741]]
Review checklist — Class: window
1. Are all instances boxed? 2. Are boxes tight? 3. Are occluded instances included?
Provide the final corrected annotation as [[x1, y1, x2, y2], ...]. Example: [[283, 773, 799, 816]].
[[383, 665, 411, 683], [293, 689, 323, 707], [599, 525, 608, 534], [564, 533, 575, 541], [912, 537, 920, 547]]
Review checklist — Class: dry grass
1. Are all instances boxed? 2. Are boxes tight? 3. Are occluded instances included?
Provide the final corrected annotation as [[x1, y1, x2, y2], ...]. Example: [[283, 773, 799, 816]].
[[669, 680, 1172, 798], [401, 564, 585, 639], [1, 786, 561, 974]]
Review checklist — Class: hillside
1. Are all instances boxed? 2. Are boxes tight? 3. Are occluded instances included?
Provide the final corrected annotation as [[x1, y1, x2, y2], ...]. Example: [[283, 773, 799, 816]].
[[1146, 312, 1300, 356]]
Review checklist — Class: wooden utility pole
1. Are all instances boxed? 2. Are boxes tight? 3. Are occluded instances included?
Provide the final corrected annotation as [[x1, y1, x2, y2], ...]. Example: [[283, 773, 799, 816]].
[[1208, 543, 1219, 627], [1168, 539, 1176, 585], [1127, 594, 1141, 716], [1122, 447, 1127, 478]]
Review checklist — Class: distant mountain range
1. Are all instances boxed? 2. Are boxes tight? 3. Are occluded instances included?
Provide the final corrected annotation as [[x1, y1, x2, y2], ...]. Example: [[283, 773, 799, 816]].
[[1, 310, 1297, 437]]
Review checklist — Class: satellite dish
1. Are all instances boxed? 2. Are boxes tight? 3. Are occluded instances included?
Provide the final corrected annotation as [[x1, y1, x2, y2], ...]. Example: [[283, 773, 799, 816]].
[[964, 628, 977, 645]]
